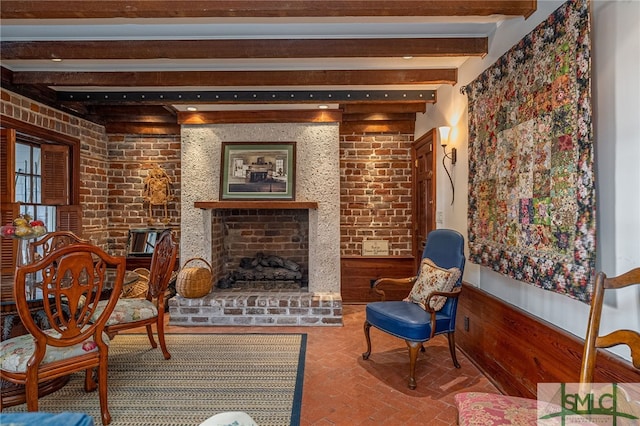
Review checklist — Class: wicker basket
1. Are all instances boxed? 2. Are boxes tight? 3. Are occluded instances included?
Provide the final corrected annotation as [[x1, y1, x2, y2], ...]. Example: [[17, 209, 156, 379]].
[[122, 268, 150, 299], [176, 257, 213, 298]]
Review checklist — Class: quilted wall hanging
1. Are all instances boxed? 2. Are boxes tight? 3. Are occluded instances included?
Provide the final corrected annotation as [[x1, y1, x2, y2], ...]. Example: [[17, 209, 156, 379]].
[[465, 0, 595, 302]]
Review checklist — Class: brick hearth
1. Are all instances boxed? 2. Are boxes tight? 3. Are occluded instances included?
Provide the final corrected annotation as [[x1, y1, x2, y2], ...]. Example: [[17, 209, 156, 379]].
[[168, 290, 342, 326]]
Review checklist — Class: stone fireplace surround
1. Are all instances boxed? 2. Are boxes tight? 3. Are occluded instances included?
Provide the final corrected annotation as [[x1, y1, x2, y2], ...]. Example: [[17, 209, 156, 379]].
[[169, 123, 342, 326]]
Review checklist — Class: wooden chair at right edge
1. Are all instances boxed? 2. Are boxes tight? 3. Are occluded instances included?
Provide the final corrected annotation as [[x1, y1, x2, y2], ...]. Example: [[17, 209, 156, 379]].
[[91, 229, 177, 359], [454, 267, 640, 425]]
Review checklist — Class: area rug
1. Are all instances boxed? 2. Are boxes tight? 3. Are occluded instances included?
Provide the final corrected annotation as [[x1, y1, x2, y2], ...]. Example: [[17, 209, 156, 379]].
[[4, 333, 307, 426]]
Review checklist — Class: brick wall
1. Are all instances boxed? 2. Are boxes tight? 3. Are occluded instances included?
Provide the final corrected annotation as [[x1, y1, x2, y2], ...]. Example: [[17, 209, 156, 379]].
[[106, 134, 181, 256], [0, 91, 183, 256], [1, 89, 111, 247], [211, 213, 225, 283], [3, 89, 415, 279], [340, 133, 414, 256]]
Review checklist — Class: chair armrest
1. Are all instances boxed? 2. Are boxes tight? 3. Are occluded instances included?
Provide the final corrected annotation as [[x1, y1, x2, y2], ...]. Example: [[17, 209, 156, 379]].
[[422, 286, 462, 313], [423, 286, 462, 338], [372, 276, 417, 300]]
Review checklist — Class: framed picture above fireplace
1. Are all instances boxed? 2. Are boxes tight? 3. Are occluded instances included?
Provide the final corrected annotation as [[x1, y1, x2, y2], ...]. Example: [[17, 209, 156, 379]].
[[220, 142, 296, 200]]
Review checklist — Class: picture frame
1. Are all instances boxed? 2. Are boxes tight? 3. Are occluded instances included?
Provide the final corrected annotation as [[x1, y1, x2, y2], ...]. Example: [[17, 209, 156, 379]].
[[220, 142, 296, 200]]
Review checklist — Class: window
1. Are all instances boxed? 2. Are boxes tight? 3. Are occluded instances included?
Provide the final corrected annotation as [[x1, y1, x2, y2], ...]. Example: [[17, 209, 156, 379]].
[[1, 126, 81, 277], [14, 142, 57, 231]]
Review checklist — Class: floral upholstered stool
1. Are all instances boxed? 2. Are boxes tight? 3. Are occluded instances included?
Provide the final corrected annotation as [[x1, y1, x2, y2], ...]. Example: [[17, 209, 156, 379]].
[[455, 392, 539, 425], [455, 391, 600, 426]]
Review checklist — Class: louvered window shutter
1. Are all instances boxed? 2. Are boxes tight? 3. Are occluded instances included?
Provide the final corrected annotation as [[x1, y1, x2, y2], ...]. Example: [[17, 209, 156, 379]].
[[0, 129, 18, 275], [41, 144, 69, 205], [1, 128, 16, 204], [57, 205, 83, 236], [0, 203, 19, 276]]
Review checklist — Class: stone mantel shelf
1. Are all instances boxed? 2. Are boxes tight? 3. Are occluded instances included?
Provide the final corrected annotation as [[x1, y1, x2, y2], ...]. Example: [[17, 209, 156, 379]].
[[194, 200, 318, 210]]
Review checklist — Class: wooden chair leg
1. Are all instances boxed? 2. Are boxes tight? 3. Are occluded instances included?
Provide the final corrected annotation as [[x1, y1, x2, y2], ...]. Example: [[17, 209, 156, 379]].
[[97, 359, 111, 425], [447, 332, 461, 368], [146, 324, 158, 349], [84, 367, 97, 392], [406, 340, 422, 390], [362, 321, 372, 359], [157, 318, 171, 360], [25, 374, 39, 412]]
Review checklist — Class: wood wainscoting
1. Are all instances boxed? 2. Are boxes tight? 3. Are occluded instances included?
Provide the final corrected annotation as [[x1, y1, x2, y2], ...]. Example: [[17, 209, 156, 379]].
[[456, 283, 640, 398], [341, 256, 415, 303]]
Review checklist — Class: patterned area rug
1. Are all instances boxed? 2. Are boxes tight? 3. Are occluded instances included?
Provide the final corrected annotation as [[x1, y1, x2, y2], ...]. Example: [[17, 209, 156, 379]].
[[4, 334, 306, 426]]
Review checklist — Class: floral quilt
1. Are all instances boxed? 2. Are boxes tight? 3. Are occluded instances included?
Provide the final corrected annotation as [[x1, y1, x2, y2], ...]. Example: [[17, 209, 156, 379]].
[[465, 0, 595, 302]]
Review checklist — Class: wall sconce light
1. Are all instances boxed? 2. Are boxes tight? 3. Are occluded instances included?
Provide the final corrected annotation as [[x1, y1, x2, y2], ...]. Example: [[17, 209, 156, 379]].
[[438, 126, 456, 165], [438, 126, 456, 205]]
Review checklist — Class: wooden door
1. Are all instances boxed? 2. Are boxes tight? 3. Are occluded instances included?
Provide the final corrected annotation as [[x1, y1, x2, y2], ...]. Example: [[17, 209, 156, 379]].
[[412, 129, 436, 269]]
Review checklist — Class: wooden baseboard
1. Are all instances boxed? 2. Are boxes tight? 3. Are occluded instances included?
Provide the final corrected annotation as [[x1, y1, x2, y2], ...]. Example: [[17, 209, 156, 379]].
[[456, 283, 640, 398]]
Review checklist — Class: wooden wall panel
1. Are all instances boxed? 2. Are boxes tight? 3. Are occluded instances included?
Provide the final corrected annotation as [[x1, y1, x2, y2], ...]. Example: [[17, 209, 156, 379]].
[[456, 283, 640, 398], [341, 256, 415, 303]]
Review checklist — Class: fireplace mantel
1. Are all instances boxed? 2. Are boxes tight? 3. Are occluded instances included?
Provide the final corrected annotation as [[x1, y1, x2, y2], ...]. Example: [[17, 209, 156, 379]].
[[194, 200, 318, 210]]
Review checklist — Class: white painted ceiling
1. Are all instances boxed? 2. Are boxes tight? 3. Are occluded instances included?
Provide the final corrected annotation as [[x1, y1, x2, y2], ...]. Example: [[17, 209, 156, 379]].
[[1, 17, 501, 75], [0, 11, 517, 112]]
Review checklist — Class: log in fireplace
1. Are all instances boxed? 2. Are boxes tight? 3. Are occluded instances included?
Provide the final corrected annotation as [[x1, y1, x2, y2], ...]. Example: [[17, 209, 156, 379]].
[[217, 252, 306, 290]]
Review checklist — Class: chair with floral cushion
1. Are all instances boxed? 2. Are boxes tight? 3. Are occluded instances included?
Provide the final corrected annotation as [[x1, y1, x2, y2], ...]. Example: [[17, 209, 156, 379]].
[[454, 267, 640, 425], [0, 243, 126, 425], [363, 228, 465, 389], [91, 229, 177, 359]]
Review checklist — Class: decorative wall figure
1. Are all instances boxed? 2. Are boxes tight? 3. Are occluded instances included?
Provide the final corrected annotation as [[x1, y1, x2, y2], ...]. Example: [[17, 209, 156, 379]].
[[466, 0, 595, 302], [144, 165, 173, 224]]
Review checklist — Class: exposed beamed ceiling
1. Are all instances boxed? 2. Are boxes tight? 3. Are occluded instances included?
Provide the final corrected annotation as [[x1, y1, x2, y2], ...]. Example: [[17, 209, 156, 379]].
[[0, 1, 537, 134]]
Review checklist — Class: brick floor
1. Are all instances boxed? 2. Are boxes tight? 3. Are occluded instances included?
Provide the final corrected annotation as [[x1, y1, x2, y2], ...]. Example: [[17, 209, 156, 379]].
[[125, 304, 499, 425]]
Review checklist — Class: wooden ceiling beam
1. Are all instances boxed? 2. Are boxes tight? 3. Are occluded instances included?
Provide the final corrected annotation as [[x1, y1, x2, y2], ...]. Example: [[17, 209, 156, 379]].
[[178, 109, 342, 125], [340, 121, 415, 134], [341, 113, 416, 122], [341, 102, 426, 114], [1, 38, 487, 60], [12, 69, 457, 87], [1, 1, 537, 19], [87, 105, 176, 116], [92, 114, 177, 124], [104, 122, 180, 135]]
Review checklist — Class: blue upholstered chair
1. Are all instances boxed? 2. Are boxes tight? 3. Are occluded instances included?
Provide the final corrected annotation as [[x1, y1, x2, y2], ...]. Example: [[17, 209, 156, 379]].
[[363, 229, 466, 389]]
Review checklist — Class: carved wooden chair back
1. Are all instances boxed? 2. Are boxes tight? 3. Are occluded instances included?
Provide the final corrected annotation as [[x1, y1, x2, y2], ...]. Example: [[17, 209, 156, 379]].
[[99, 229, 177, 360], [146, 229, 178, 302], [2, 243, 125, 425], [580, 267, 640, 383]]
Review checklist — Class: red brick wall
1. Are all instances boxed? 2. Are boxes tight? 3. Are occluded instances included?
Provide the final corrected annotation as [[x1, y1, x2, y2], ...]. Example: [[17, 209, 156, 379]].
[[106, 134, 181, 256], [1, 89, 111, 247], [211, 212, 225, 282], [340, 133, 414, 256], [0, 91, 183, 257]]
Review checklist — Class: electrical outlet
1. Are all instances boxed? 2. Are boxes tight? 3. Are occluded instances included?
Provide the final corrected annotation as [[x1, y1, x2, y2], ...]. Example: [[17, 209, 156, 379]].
[[436, 211, 444, 224], [464, 316, 470, 331]]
